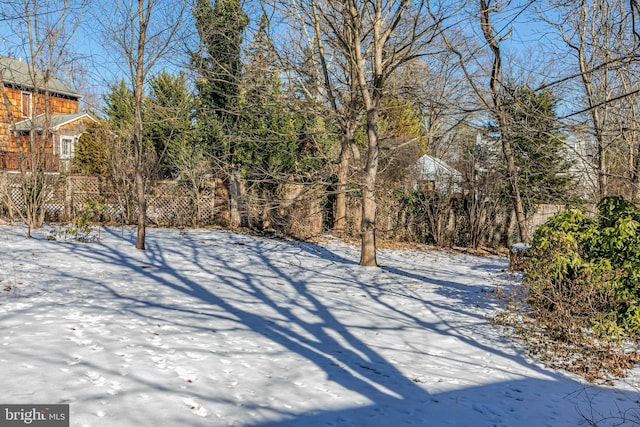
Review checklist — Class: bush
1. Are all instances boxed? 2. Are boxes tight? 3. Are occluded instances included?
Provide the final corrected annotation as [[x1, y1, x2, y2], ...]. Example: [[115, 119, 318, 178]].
[[498, 197, 640, 382]]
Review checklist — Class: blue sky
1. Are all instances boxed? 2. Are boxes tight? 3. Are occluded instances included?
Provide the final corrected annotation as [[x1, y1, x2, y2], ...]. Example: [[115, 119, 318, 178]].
[[0, 0, 565, 114]]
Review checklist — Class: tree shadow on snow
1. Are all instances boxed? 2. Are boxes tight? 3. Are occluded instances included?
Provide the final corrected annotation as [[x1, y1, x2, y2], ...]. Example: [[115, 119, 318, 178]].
[[56, 227, 640, 426]]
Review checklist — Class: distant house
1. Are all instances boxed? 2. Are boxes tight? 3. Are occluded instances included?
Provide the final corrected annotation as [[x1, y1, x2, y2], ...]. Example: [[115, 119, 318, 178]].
[[0, 56, 94, 172], [411, 154, 463, 194]]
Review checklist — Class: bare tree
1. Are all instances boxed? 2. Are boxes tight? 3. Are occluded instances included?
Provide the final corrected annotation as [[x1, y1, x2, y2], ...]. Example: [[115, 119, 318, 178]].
[[0, 0, 86, 237], [548, 0, 640, 202], [478, 0, 527, 242], [434, 1, 529, 243], [260, 0, 362, 236], [330, 1, 442, 265], [95, 0, 184, 249], [307, 0, 362, 236]]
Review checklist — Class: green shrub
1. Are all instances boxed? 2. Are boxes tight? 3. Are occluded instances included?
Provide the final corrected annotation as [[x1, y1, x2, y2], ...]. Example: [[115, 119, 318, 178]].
[[528, 197, 640, 338], [500, 196, 640, 381], [47, 201, 107, 243]]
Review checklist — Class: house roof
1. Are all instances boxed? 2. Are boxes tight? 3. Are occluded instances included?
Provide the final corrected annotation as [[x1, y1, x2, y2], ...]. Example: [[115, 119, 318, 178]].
[[0, 56, 80, 99], [412, 154, 463, 194], [14, 113, 95, 132], [414, 154, 462, 180]]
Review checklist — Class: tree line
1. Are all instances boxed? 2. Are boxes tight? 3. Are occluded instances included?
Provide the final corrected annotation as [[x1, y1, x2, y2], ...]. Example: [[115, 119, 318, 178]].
[[2, 0, 640, 265]]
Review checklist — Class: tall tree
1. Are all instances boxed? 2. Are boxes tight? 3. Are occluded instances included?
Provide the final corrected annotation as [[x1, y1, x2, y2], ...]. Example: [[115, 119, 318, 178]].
[[73, 81, 135, 179], [549, 0, 640, 202], [342, 0, 441, 266], [236, 16, 301, 178], [191, 0, 248, 162], [503, 84, 573, 206], [146, 70, 195, 179], [191, 0, 248, 227], [238, 29, 301, 227], [436, 1, 529, 243], [96, 0, 184, 250], [308, 0, 361, 236], [478, 0, 527, 243], [274, 0, 442, 265], [265, 0, 364, 236]]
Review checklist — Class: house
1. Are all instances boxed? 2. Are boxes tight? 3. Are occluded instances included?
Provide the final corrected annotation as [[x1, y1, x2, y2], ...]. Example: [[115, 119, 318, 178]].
[[0, 56, 94, 172], [411, 154, 463, 194]]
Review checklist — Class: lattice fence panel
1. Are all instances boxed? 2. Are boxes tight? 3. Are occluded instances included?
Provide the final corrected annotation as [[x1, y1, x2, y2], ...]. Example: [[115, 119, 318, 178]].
[[1, 173, 228, 226], [0, 172, 66, 220]]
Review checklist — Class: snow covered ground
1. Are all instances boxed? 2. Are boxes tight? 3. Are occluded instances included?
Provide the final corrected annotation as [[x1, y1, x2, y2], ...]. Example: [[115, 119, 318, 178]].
[[0, 224, 638, 427]]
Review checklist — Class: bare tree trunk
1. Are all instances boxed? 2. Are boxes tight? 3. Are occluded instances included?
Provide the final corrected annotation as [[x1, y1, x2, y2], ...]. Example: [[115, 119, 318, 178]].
[[334, 123, 355, 236], [133, 0, 149, 250], [359, 108, 380, 266], [334, 143, 349, 236], [348, 0, 382, 267], [97, 0, 183, 248], [480, 0, 527, 243], [134, 169, 146, 249], [497, 115, 527, 242], [580, 58, 609, 200], [229, 169, 243, 228]]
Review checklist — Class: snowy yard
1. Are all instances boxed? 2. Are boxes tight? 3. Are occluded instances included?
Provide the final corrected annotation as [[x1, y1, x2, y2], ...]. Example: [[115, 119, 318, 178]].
[[0, 224, 638, 426]]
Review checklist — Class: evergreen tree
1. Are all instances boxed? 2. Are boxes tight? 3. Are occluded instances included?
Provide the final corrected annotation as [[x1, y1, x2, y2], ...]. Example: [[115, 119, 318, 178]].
[[146, 70, 195, 178], [73, 120, 115, 177], [236, 15, 302, 178], [191, 0, 248, 162], [504, 82, 571, 207], [503, 84, 573, 206], [103, 79, 135, 137], [73, 81, 135, 177]]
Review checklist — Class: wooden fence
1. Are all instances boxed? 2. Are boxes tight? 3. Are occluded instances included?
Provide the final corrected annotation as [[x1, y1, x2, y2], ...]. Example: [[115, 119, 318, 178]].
[[0, 173, 231, 227], [0, 171, 568, 246], [0, 173, 326, 237]]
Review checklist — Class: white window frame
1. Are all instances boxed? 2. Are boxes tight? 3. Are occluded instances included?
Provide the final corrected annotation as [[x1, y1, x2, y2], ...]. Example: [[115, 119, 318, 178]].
[[60, 135, 78, 159]]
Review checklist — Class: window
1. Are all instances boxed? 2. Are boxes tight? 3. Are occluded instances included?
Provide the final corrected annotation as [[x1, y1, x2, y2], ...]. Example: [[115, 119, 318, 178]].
[[21, 92, 32, 117], [60, 136, 75, 159]]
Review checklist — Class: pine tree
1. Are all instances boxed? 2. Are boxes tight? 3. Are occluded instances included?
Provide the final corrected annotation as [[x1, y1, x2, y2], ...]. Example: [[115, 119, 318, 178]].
[[503, 84, 573, 206], [145, 70, 195, 178], [103, 79, 134, 137], [236, 15, 301, 177]]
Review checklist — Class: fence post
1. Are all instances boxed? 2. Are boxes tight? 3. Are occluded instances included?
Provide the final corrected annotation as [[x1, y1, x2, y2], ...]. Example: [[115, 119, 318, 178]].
[[64, 175, 73, 221], [229, 171, 242, 228], [209, 179, 216, 226]]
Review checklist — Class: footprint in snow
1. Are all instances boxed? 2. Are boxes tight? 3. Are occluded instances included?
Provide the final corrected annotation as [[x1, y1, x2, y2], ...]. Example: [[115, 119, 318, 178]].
[[67, 355, 83, 365], [175, 366, 198, 383], [88, 344, 104, 352], [151, 355, 168, 369], [86, 371, 107, 386], [314, 385, 340, 398], [107, 381, 122, 396], [182, 397, 209, 417], [185, 351, 206, 360]]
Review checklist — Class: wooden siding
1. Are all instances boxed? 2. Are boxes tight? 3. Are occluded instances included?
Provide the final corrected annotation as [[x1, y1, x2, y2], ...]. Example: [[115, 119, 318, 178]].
[[57, 117, 93, 134], [0, 85, 80, 151]]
